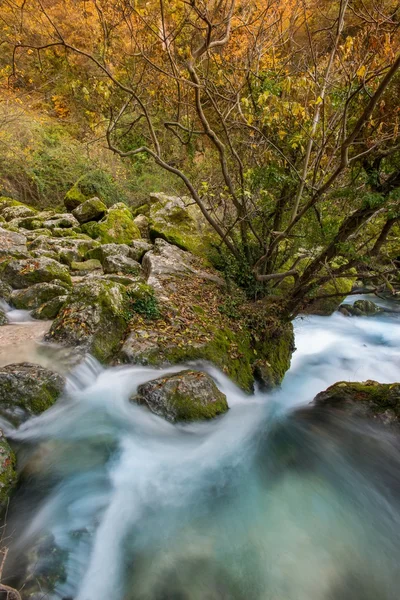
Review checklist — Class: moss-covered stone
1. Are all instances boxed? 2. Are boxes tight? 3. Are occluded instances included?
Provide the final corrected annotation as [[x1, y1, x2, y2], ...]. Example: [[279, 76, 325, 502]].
[[70, 259, 102, 272], [0, 432, 17, 507], [64, 183, 87, 211], [0, 227, 28, 258], [339, 299, 382, 317], [72, 197, 107, 224], [31, 295, 68, 320], [46, 279, 129, 362], [121, 241, 293, 391], [148, 193, 217, 259], [0, 309, 7, 326], [10, 281, 70, 309], [313, 380, 400, 426], [302, 275, 356, 315], [81, 203, 141, 244], [133, 370, 228, 422], [3, 257, 72, 289], [0, 363, 65, 426]]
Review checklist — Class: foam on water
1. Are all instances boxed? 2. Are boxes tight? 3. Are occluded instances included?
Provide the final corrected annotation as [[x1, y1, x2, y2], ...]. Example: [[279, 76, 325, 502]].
[[3, 302, 400, 600]]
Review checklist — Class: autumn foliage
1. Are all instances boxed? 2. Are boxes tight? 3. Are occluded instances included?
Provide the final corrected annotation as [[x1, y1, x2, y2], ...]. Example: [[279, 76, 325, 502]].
[[1, 0, 400, 314]]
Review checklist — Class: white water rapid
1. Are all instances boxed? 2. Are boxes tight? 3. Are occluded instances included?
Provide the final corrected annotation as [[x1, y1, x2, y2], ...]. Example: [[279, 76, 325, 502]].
[[3, 301, 400, 600]]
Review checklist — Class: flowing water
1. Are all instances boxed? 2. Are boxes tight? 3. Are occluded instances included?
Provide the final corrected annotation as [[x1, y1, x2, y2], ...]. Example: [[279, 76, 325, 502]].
[[2, 302, 400, 600]]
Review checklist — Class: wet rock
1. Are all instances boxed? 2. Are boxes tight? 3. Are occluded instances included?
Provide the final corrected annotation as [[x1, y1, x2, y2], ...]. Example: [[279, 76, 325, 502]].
[[103, 254, 142, 276], [46, 279, 128, 362], [3, 257, 72, 289], [10, 281, 70, 310], [0, 227, 28, 258], [0, 431, 17, 506], [31, 295, 68, 320], [133, 370, 228, 422], [82, 202, 141, 244], [0, 363, 65, 425], [313, 380, 400, 426], [0, 310, 7, 326], [72, 197, 107, 224], [0, 281, 12, 302], [339, 299, 382, 317], [43, 214, 79, 230]]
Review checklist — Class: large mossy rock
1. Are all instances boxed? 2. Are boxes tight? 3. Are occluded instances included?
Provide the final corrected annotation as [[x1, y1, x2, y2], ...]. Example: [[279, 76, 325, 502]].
[[10, 281, 70, 310], [46, 280, 128, 362], [302, 276, 355, 316], [82, 203, 141, 244], [0, 363, 65, 426], [2, 257, 71, 289], [0, 227, 28, 258], [147, 192, 216, 258], [43, 214, 79, 230], [313, 380, 400, 426], [28, 235, 98, 266], [1, 204, 36, 221], [72, 197, 107, 224], [133, 370, 228, 423], [120, 240, 293, 392], [0, 431, 17, 506]]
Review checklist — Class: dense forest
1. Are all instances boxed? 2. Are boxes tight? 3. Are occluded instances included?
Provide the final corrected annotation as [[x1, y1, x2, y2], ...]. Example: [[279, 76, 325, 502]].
[[1, 0, 399, 315]]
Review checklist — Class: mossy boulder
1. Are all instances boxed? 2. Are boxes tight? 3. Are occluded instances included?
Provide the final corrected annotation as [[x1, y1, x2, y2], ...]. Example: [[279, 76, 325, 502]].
[[148, 193, 216, 258], [133, 370, 228, 423], [120, 240, 293, 391], [247, 309, 295, 390], [133, 214, 150, 238], [339, 299, 382, 317], [46, 280, 128, 362], [0, 227, 28, 258], [43, 214, 79, 230], [28, 235, 98, 266], [72, 197, 107, 224], [130, 240, 152, 262], [1, 204, 36, 221], [313, 380, 400, 426], [302, 276, 356, 315], [103, 254, 142, 276], [0, 363, 65, 426], [3, 257, 71, 289], [10, 281, 70, 310], [0, 310, 7, 326], [0, 431, 17, 507], [70, 259, 102, 272], [0, 281, 12, 302], [31, 295, 68, 320], [81, 203, 141, 244]]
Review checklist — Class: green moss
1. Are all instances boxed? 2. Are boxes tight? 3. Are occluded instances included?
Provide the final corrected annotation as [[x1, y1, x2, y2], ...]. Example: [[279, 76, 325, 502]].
[[168, 390, 228, 421], [323, 381, 400, 418], [0, 437, 17, 507], [64, 185, 86, 210], [82, 203, 141, 244], [71, 259, 102, 271]]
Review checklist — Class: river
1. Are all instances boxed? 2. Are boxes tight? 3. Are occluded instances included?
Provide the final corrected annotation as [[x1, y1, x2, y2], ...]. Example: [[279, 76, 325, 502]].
[[2, 298, 400, 599]]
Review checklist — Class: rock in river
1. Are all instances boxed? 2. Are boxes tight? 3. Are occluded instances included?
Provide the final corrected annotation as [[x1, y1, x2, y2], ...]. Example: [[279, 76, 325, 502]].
[[0, 362, 65, 426], [133, 370, 228, 423]]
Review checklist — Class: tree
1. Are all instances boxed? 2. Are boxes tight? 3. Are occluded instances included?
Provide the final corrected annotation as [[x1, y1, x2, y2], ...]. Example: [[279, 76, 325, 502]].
[[7, 0, 400, 316]]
